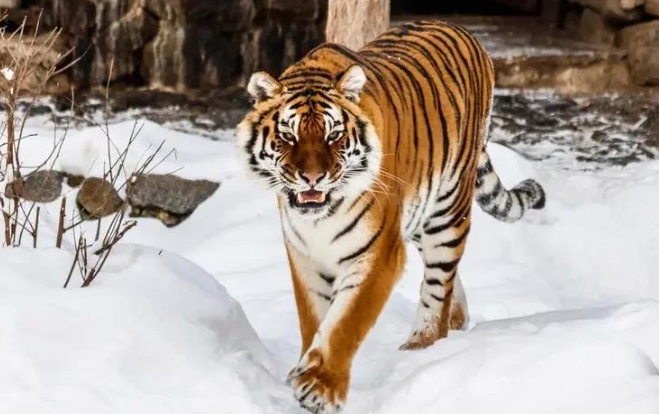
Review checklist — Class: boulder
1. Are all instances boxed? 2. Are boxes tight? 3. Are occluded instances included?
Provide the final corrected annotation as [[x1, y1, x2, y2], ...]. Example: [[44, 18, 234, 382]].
[[619, 0, 644, 9], [127, 174, 219, 226], [5, 170, 64, 203], [92, 2, 159, 83], [579, 8, 618, 45], [620, 20, 659, 85], [0, 0, 19, 8], [568, 0, 644, 22], [646, 0, 659, 16], [76, 178, 124, 219]]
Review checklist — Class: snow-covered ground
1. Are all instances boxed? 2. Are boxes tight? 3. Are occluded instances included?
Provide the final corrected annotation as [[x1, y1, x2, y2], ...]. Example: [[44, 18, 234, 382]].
[[2, 113, 659, 413]]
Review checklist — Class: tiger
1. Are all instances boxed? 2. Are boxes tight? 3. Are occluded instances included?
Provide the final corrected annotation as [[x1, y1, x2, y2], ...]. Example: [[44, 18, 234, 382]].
[[236, 20, 545, 414]]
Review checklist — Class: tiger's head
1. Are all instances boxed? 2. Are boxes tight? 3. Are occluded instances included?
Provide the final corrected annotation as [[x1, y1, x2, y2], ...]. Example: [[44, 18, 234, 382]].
[[236, 65, 382, 219]]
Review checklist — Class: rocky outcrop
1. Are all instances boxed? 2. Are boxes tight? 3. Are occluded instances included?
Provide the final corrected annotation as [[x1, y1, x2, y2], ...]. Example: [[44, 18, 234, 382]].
[[579, 8, 617, 45], [647, 0, 659, 15], [23, 0, 327, 91], [620, 20, 659, 85], [571, 0, 659, 86], [568, 0, 644, 22]]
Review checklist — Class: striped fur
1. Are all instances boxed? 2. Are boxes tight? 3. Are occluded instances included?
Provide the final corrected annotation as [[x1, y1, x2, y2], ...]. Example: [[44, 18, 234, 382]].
[[236, 21, 545, 414]]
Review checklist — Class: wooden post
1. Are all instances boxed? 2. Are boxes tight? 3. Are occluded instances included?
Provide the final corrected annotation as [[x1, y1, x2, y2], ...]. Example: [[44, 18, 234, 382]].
[[326, 0, 390, 51]]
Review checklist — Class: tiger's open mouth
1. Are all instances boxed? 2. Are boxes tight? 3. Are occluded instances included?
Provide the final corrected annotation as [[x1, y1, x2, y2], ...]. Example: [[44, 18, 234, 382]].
[[297, 189, 326, 204], [288, 189, 331, 210]]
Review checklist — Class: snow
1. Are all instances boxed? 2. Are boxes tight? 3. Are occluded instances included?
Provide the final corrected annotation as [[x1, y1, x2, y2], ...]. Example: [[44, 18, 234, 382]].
[[1, 115, 659, 413]]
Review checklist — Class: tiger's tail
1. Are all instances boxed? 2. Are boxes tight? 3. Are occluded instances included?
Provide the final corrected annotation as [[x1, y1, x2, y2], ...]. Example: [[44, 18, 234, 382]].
[[475, 149, 546, 223]]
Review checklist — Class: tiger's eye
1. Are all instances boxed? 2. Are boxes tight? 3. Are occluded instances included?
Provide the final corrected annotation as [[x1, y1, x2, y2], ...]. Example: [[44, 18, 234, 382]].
[[327, 131, 342, 143], [279, 132, 296, 144]]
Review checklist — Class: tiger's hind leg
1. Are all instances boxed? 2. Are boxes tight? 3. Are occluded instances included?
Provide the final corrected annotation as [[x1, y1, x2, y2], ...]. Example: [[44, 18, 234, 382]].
[[401, 186, 472, 350]]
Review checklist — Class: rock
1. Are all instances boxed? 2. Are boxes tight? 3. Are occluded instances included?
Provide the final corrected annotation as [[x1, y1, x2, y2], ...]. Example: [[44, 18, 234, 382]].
[[0, 0, 19, 8], [579, 8, 617, 45], [5, 170, 64, 203], [127, 174, 219, 226], [189, 0, 256, 32], [65, 174, 85, 188], [269, 0, 320, 22], [646, 0, 659, 15], [620, 0, 644, 10], [76, 178, 124, 219], [30, 0, 326, 91], [620, 20, 659, 85], [92, 2, 159, 83], [568, 0, 644, 22]]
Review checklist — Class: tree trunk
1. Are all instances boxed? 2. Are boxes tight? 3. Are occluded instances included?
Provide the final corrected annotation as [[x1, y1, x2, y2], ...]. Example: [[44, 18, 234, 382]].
[[325, 0, 390, 51]]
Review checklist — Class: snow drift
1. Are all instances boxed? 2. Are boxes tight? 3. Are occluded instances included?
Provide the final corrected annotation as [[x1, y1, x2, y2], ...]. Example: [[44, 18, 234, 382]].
[[1, 116, 658, 413]]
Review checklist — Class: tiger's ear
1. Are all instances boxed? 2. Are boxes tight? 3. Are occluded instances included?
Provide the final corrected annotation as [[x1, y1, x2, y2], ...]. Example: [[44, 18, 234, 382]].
[[336, 65, 366, 102], [247, 72, 282, 102]]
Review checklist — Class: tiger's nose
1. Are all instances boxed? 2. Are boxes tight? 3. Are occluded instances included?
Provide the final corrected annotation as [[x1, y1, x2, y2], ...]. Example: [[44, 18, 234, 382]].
[[300, 171, 326, 186]]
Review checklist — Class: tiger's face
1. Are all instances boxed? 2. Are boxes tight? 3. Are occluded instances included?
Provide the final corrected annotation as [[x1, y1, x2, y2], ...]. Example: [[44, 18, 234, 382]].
[[236, 65, 381, 218]]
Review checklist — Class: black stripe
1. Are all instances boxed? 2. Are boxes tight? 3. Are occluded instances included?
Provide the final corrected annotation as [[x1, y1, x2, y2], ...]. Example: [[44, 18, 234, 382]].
[[424, 29, 476, 178], [404, 173, 425, 233], [280, 69, 334, 81], [335, 283, 361, 294], [283, 209, 306, 247], [423, 31, 469, 99], [332, 198, 374, 242], [311, 290, 331, 301], [476, 180, 503, 205], [426, 258, 460, 272], [430, 293, 444, 302], [449, 25, 485, 181], [318, 273, 335, 285], [425, 277, 443, 286], [324, 197, 345, 219], [513, 189, 525, 210], [428, 202, 455, 220], [437, 181, 459, 203], [338, 224, 384, 264], [358, 51, 407, 161], [434, 225, 470, 249], [347, 196, 364, 212], [424, 200, 471, 235]]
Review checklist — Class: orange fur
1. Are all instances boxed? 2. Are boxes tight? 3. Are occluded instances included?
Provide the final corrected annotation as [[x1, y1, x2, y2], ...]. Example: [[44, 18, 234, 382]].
[[237, 20, 504, 414]]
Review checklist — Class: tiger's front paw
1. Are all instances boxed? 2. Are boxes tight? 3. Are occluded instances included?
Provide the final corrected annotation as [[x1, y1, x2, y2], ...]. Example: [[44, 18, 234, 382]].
[[287, 348, 348, 414]]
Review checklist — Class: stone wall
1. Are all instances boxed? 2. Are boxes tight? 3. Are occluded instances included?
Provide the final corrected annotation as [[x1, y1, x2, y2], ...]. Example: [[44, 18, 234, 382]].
[[13, 0, 327, 91], [572, 0, 659, 85]]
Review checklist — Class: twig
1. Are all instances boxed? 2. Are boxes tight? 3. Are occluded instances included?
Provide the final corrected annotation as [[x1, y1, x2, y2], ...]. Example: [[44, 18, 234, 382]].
[[95, 218, 101, 242], [55, 197, 66, 248], [33, 206, 39, 248], [2, 210, 10, 246], [93, 220, 136, 256], [63, 234, 82, 289]]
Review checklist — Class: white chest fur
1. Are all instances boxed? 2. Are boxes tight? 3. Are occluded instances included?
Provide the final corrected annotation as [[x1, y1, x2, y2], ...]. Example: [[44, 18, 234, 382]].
[[280, 195, 376, 294]]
